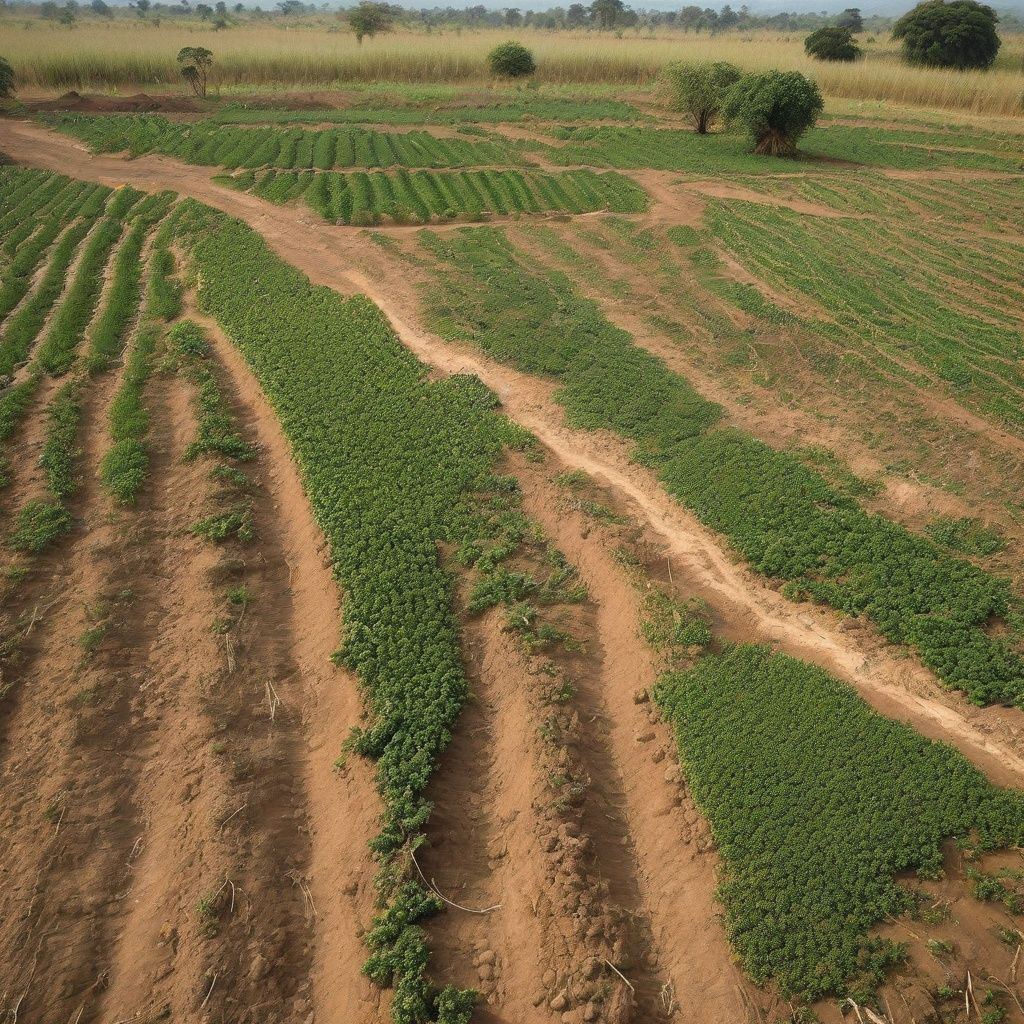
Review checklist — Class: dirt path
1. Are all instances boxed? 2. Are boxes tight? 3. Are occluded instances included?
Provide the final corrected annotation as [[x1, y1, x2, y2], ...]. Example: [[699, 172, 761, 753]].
[[3, 120, 1021, 785]]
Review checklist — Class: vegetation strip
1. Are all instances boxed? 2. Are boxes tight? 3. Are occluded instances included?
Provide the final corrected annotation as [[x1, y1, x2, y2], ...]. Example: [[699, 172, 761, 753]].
[[170, 198, 553, 1023], [216, 166, 647, 223], [46, 113, 521, 170], [654, 643, 1024, 1001], [419, 226, 1024, 707], [100, 217, 180, 503]]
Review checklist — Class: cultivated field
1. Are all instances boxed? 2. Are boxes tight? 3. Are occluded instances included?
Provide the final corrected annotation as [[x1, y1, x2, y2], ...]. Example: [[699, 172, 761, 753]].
[[0, 32, 1023, 1024]]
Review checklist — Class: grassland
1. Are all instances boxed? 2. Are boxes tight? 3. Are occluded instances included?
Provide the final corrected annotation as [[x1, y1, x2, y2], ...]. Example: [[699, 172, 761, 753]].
[[2, 21, 1023, 116]]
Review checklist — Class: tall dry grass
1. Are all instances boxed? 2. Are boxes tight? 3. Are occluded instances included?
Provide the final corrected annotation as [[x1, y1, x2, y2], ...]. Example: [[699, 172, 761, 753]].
[[2, 20, 1022, 115]]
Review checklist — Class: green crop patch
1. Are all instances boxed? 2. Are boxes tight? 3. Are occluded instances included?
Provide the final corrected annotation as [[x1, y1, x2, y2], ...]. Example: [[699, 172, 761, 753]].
[[217, 166, 647, 223], [655, 644, 1024, 1000], [44, 113, 522, 170], [698, 199, 1024, 432], [420, 226, 1024, 708], [533, 123, 1023, 174], [211, 97, 645, 126]]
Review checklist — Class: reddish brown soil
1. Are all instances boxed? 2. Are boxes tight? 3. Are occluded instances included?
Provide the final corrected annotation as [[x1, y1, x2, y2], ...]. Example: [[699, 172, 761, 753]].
[[23, 90, 199, 113]]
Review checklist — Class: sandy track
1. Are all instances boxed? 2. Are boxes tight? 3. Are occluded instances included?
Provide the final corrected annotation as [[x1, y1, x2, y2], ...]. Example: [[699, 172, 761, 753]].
[[2, 120, 1020, 789]]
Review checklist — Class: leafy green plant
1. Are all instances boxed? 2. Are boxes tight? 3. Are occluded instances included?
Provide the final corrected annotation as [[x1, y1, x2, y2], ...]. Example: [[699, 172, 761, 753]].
[[804, 26, 862, 61], [661, 60, 741, 134], [722, 70, 824, 156], [487, 41, 536, 78], [654, 644, 1024, 1000], [893, 0, 1001, 68]]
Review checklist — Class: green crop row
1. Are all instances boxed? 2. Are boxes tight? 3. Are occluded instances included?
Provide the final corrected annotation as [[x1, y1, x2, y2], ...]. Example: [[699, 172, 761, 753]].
[[654, 644, 1024, 1001], [0, 186, 113, 378], [0, 180, 109, 335], [219, 166, 647, 224], [535, 124, 1023, 174], [9, 377, 82, 552], [212, 97, 643, 126], [699, 201, 1024, 430], [85, 204, 157, 374], [33, 188, 156, 377], [100, 217, 179, 504], [170, 199, 548, 1023], [419, 227, 1024, 707], [45, 113, 519, 170]]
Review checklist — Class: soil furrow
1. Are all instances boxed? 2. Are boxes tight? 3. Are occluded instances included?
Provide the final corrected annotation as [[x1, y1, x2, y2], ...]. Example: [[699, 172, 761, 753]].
[[182, 303, 388, 1024]]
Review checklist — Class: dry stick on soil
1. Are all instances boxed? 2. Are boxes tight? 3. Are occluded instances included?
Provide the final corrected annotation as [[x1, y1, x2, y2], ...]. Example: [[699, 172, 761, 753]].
[[218, 802, 247, 832], [264, 679, 281, 722], [199, 973, 217, 1010], [603, 958, 635, 993], [409, 850, 501, 914], [1011, 943, 1021, 984]]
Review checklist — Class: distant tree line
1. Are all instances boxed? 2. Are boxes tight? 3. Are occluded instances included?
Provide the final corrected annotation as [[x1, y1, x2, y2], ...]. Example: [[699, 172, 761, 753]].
[[6, 0, 1023, 35]]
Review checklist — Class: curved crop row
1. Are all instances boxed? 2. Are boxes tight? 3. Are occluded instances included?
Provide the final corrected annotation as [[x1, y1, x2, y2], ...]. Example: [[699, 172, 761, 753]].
[[45, 113, 519, 170], [420, 227, 1024, 707], [170, 199, 540, 1023], [219, 166, 647, 223]]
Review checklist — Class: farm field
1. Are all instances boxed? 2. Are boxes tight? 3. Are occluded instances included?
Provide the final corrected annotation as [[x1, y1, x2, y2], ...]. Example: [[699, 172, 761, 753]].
[[1, 42, 1024, 1024]]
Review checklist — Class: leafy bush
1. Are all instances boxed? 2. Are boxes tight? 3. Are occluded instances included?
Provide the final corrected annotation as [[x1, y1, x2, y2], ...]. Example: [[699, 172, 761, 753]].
[[487, 41, 536, 78], [722, 70, 824, 156], [661, 60, 742, 133], [893, 0, 1001, 68], [926, 516, 1005, 556], [805, 26, 862, 61], [0, 56, 15, 99]]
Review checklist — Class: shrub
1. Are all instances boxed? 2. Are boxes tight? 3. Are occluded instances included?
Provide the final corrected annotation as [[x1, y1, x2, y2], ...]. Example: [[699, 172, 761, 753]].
[[892, 0, 1000, 69], [722, 70, 824, 157], [0, 57, 15, 99], [662, 60, 742, 134], [805, 26, 862, 61], [487, 41, 536, 79]]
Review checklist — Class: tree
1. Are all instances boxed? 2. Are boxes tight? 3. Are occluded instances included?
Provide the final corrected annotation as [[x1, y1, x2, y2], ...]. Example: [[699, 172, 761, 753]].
[[566, 2, 588, 24], [177, 45, 213, 97], [892, 0, 1000, 69], [805, 26, 861, 60], [347, 2, 394, 43], [196, 3, 212, 18], [662, 60, 741, 134], [90, 0, 113, 16], [504, 7, 522, 26], [722, 70, 823, 156], [131, 0, 151, 13], [590, 0, 624, 28], [0, 56, 15, 100], [487, 40, 536, 77], [836, 6, 863, 30]]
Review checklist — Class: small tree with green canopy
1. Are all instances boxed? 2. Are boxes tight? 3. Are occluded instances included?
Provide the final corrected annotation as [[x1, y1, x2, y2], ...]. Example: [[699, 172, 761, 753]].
[[347, 2, 394, 44], [836, 6, 863, 30], [662, 60, 741, 134], [892, 0, 1000, 68], [0, 57, 15, 100], [722, 70, 823, 157], [177, 46, 213, 98], [804, 26, 861, 61], [486, 40, 536, 78]]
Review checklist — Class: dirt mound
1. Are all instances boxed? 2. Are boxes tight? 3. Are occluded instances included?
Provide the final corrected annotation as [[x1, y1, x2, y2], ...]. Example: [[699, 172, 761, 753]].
[[26, 90, 199, 113]]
